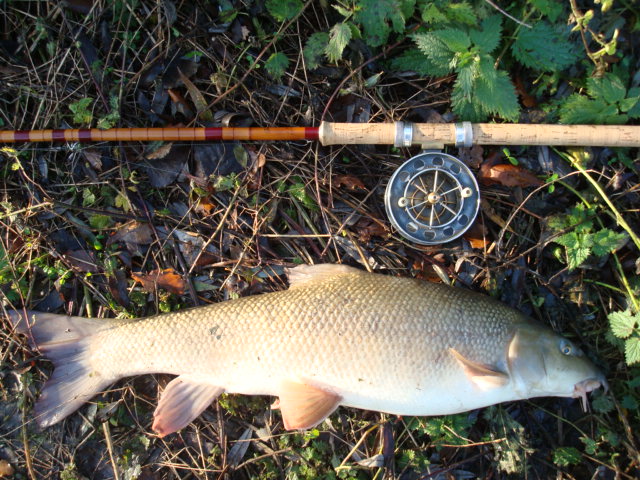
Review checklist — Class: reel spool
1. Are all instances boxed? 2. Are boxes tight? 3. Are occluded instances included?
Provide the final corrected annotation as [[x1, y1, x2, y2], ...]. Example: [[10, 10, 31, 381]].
[[384, 151, 480, 245]]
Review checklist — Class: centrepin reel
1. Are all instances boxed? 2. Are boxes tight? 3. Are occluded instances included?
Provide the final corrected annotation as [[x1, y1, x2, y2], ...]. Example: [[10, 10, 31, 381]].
[[384, 151, 480, 246]]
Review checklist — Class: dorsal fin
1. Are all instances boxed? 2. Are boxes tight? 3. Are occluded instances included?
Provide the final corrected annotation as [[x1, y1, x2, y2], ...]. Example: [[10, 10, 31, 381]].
[[287, 264, 362, 289]]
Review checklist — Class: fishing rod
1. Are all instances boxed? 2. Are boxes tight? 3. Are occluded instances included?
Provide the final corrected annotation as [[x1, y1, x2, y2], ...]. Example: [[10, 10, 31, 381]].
[[2, 121, 638, 245], [1, 121, 640, 147]]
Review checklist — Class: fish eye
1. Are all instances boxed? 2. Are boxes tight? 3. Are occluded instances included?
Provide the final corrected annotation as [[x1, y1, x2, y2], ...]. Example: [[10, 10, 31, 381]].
[[559, 339, 573, 356]]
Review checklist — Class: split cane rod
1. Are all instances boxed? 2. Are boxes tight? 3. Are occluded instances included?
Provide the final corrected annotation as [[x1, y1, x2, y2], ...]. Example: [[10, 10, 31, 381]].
[[0, 122, 639, 147]]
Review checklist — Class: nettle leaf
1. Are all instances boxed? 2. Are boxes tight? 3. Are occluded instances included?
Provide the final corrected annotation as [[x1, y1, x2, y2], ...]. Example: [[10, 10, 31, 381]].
[[478, 54, 498, 84], [457, 64, 475, 97], [264, 52, 289, 80], [625, 336, 640, 364], [355, 0, 412, 47], [587, 73, 627, 104], [470, 15, 502, 54], [609, 310, 638, 339], [421, 3, 448, 23], [475, 70, 519, 121], [559, 94, 625, 124], [413, 33, 456, 74], [389, 48, 438, 75], [512, 22, 575, 71], [265, 0, 302, 22], [554, 231, 592, 269], [326, 22, 352, 63], [451, 83, 485, 121], [446, 1, 477, 25], [434, 28, 471, 53], [303, 32, 329, 70], [591, 228, 627, 256]]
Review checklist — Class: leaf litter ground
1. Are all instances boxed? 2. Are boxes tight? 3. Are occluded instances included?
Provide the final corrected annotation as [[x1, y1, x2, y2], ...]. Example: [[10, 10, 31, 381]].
[[0, 1, 639, 479]]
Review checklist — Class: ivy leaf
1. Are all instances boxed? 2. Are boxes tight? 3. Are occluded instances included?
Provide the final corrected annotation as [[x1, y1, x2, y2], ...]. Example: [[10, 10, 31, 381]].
[[475, 70, 519, 121], [591, 228, 627, 256], [389, 48, 436, 75], [264, 52, 289, 80], [609, 310, 637, 339], [265, 0, 302, 22], [625, 336, 640, 365], [512, 22, 575, 71], [89, 214, 113, 230], [303, 32, 329, 70], [588, 74, 627, 104], [553, 447, 582, 467], [355, 0, 411, 47], [470, 15, 502, 54], [326, 22, 352, 63]]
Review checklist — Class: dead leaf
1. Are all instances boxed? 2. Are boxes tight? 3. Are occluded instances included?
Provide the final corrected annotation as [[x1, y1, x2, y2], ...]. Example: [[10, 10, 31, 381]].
[[146, 142, 174, 161], [333, 174, 366, 190], [354, 217, 388, 242], [64, 249, 99, 272], [463, 220, 490, 249], [132, 268, 186, 295], [142, 144, 188, 187], [107, 222, 155, 246], [82, 149, 103, 170], [167, 88, 194, 118], [108, 270, 131, 309], [478, 162, 543, 188], [514, 76, 537, 108], [178, 69, 213, 122]]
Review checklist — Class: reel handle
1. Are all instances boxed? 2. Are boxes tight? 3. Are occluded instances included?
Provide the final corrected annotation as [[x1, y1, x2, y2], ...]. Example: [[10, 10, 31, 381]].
[[319, 122, 640, 148]]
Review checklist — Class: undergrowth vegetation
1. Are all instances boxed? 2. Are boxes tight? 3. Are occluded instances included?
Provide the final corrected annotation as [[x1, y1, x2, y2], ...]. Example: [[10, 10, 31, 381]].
[[0, 0, 639, 479]]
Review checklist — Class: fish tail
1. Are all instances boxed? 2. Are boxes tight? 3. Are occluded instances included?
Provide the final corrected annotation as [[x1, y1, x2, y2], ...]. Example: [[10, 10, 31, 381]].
[[7, 310, 125, 427]]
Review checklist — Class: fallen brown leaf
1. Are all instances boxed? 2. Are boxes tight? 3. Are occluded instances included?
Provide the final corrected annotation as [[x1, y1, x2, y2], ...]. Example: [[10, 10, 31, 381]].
[[478, 162, 543, 188], [463, 220, 490, 249], [107, 222, 155, 246], [333, 174, 366, 190], [64, 249, 99, 272], [132, 268, 186, 295]]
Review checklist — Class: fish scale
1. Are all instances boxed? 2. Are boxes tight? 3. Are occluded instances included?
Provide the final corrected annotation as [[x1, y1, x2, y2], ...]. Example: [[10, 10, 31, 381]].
[[7, 264, 605, 434]]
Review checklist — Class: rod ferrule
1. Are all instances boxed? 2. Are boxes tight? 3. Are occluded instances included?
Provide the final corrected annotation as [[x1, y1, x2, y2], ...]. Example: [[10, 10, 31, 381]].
[[394, 122, 414, 147], [454, 121, 473, 147]]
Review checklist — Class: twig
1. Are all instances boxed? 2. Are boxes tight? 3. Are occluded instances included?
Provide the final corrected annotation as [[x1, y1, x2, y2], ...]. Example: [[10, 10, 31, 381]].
[[103, 421, 121, 480], [484, 0, 532, 29]]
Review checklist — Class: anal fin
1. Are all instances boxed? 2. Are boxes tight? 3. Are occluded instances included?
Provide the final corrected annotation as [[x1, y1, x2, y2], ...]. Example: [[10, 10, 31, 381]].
[[449, 348, 509, 391], [276, 379, 341, 430], [152, 375, 223, 437]]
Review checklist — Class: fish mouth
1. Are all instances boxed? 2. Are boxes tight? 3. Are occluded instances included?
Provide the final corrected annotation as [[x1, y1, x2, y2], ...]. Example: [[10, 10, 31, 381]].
[[573, 376, 609, 411]]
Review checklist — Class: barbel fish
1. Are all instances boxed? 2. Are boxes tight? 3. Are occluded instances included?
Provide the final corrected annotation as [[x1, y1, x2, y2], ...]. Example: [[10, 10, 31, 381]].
[[7, 264, 606, 436]]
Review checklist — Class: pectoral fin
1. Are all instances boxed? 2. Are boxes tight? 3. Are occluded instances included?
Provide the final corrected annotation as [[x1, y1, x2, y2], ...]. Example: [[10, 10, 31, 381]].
[[152, 375, 223, 437], [449, 348, 509, 390], [277, 380, 342, 430]]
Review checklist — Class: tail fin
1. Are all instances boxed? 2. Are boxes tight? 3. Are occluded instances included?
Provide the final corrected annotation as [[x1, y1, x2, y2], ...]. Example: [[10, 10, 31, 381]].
[[7, 310, 126, 427]]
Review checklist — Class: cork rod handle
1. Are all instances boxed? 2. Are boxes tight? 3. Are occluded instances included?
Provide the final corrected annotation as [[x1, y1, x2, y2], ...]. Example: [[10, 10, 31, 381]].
[[319, 122, 640, 147]]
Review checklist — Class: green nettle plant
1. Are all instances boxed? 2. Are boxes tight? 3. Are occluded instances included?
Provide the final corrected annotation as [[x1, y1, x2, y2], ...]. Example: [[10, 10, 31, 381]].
[[264, 0, 579, 122]]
